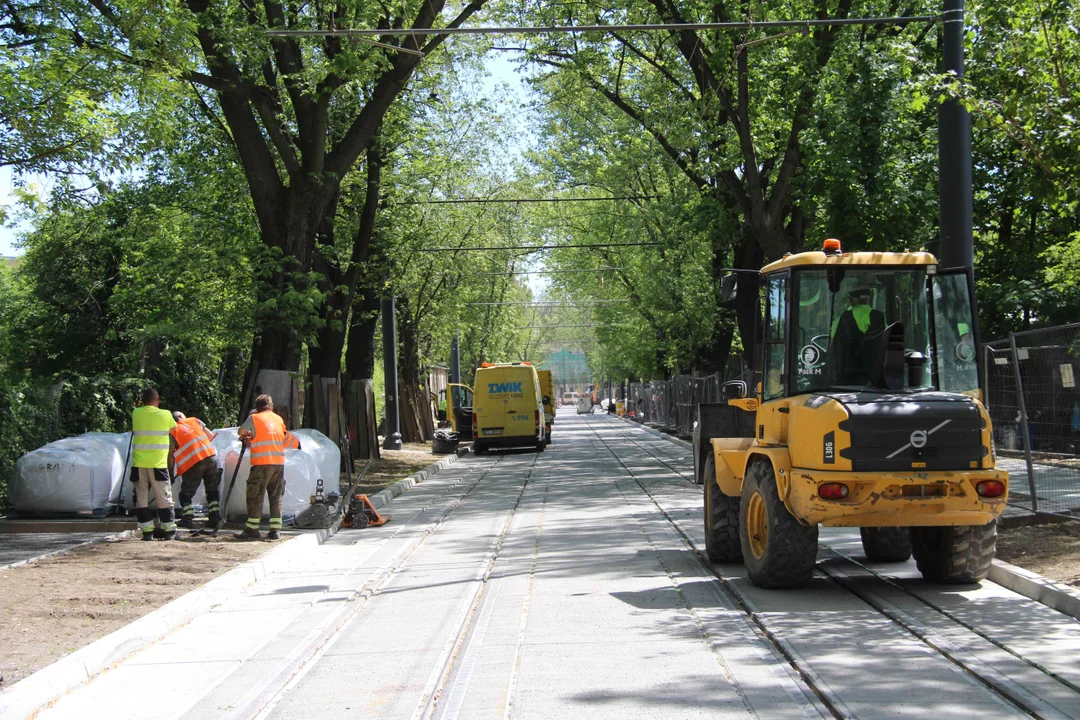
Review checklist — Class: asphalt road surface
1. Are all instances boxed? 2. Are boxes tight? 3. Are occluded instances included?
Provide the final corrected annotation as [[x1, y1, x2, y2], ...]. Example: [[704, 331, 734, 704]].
[[29, 410, 1080, 719]]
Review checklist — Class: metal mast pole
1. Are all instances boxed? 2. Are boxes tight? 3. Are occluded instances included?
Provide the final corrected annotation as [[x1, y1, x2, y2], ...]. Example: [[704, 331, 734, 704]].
[[381, 294, 403, 451], [938, 0, 974, 270], [450, 335, 461, 384]]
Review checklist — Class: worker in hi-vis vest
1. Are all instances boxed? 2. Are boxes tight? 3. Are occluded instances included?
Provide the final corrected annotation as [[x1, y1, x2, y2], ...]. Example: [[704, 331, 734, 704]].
[[235, 394, 300, 541], [169, 412, 220, 530], [131, 388, 178, 540]]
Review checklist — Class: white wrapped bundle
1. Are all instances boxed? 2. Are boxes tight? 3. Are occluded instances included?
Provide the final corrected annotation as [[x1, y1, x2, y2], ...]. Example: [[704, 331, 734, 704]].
[[10, 433, 126, 514], [291, 429, 341, 491]]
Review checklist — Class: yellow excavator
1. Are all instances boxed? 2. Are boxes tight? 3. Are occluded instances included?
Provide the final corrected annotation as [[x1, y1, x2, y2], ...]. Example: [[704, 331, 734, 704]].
[[696, 238, 1007, 588]]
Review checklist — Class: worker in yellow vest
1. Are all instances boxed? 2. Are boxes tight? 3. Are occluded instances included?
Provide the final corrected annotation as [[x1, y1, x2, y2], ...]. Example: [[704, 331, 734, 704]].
[[169, 412, 220, 530], [131, 388, 178, 540], [236, 394, 300, 540]]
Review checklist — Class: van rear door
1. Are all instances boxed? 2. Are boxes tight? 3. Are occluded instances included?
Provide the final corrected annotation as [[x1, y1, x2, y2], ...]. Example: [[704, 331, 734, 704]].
[[500, 369, 533, 437]]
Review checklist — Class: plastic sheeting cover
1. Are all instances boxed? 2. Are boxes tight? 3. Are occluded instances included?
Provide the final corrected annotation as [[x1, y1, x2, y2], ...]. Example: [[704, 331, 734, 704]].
[[10, 434, 127, 513], [291, 429, 341, 490]]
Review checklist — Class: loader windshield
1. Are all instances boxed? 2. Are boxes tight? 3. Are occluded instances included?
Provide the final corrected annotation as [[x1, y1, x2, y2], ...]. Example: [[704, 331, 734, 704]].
[[792, 268, 933, 392]]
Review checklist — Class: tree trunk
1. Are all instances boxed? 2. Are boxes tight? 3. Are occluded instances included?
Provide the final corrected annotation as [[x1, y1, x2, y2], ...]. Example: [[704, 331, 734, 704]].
[[395, 295, 427, 443], [735, 238, 765, 374], [345, 281, 382, 383], [304, 146, 384, 427]]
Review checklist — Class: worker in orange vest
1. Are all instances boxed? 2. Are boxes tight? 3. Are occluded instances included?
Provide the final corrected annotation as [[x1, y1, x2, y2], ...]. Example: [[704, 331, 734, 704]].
[[236, 394, 300, 540], [169, 412, 220, 530]]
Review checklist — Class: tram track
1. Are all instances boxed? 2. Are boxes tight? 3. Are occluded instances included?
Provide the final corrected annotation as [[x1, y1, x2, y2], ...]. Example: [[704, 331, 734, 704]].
[[588, 416, 1080, 720], [220, 453, 516, 720], [417, 451, 542, 720]]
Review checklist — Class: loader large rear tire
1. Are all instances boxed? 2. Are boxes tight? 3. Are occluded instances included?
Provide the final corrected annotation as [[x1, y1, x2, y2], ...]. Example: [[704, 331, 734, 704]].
[[739, 460, 818, 588], [703, 454, 742, 563], [860, 527, 913, 562], [911, 521, 997, 583]]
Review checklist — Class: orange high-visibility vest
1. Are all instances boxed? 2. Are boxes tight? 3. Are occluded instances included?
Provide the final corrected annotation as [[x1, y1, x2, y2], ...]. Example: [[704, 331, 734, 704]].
[[170, 417, 217, 475], [249, 411, 300, 466]]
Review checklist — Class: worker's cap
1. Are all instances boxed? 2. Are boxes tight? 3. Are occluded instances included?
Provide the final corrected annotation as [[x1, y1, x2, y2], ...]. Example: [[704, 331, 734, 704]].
[[847, 285, 873, 298]]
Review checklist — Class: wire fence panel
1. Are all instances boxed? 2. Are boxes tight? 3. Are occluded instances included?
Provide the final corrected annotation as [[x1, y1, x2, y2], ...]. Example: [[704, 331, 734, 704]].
[[986, 323, 1080, 517], [626, 374, 725, 437]]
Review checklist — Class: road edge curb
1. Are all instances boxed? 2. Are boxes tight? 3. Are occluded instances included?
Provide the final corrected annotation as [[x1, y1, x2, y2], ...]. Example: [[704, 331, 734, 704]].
[[988, 559, 1080, 622], [367, 446, 470, 511], [0, 530, 134, 571]]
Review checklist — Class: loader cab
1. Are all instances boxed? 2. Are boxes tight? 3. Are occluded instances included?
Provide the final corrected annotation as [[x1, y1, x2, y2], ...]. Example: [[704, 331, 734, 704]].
[[755, 243, 981, 402]]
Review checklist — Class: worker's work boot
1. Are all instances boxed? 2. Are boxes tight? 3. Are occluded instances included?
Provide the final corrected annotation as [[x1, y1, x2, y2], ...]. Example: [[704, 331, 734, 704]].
[[152, 527, 167, 540], [162, 530, 177, 541], [207, 511, 222, 528], [177, 516, 194, 530], [234, 528, 261, 541], [141, 531, 154, 541], [266, 529, 280, 540]]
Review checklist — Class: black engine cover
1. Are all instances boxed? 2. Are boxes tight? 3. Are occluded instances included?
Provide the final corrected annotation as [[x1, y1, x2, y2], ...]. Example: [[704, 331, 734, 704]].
[[826, 391, 987, 472]]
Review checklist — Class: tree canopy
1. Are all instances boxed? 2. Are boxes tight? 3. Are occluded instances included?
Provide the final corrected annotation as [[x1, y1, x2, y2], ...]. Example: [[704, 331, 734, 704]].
[[2, 0, 1079, 499]]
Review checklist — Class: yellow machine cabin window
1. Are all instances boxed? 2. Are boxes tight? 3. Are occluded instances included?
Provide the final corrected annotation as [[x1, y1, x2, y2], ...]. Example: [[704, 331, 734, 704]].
[[764, 274, 788, 400], [932, 272, 980, 395], [792, 267, 932, 393]]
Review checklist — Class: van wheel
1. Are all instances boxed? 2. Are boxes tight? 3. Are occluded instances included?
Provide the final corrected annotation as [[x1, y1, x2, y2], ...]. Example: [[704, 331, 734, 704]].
[[860, 527, 913, 562], [911, 521, 996, 583], [739, 460, 818, 588], [473, 441, 487, 456], [703, 454, 742, 563], [535, 440, 546, 452]]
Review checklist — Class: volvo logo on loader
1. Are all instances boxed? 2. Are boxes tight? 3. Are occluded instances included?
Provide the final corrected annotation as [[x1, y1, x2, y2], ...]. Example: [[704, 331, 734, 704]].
[[910, 429, 928, 448]]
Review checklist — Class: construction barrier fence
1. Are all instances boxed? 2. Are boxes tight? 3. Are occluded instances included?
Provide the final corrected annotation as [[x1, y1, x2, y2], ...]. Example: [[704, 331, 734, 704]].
[[626, 374, 726, 438], [986, 323, 1080, 518]]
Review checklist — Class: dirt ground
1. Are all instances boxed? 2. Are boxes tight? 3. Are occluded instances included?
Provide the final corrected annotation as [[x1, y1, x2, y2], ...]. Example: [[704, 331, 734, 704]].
[[997, 520, 1080, 588], [0, 534, 275, 687], [351, 441, 444, 495]]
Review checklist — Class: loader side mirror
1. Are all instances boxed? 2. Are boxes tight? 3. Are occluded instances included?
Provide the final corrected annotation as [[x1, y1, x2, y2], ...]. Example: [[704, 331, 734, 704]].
[[721, 380, 747, 400], [721, 274, 738, 309]]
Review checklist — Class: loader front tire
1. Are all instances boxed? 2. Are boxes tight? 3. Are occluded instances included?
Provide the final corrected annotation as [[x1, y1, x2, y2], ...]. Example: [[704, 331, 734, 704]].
[[911, 521, 997, 583], [739, 460, 818, 588], [704, 454, 742, 563], [860, 527, 913, 562]]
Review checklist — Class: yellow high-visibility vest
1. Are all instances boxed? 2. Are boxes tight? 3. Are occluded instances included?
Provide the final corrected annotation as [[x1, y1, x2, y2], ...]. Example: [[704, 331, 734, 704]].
[[132, 406, 175, 469]]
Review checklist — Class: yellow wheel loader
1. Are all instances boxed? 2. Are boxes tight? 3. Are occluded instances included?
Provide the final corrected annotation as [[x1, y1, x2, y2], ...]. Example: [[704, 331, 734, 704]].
[[695, 239, 1007, 588]]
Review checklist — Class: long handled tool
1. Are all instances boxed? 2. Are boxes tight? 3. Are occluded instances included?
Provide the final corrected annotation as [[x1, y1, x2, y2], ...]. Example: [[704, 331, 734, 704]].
[[112, 431, 135, 516], [191, 444, 246, 537]]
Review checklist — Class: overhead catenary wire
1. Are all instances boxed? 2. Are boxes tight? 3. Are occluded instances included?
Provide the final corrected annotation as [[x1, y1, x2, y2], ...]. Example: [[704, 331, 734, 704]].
[[420, 242, 659, 252], [462, 267, 625, 277], [265, 15, 939, 38], [465, 300, 630, 306], [396, 196, 658, 205]]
